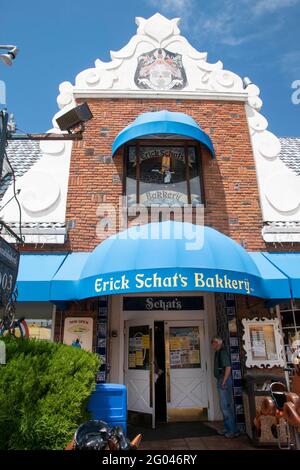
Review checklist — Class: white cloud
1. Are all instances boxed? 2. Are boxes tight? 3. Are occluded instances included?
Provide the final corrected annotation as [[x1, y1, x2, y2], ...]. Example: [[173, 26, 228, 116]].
[[280, 51, 300, 78], [146, 0, 194, 23], [145, 0, 298, 48], [147, 0, 193, 15], [252, 0, 299, 16], [188, 3, 258, 47]]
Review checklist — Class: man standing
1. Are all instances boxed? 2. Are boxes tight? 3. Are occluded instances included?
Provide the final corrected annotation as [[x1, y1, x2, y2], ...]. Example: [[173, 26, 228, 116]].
[[211, 336, 240, 438]]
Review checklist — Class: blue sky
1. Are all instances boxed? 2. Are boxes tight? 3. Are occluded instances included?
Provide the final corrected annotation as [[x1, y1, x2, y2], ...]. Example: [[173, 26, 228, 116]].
[[1, 0, 299, 135]]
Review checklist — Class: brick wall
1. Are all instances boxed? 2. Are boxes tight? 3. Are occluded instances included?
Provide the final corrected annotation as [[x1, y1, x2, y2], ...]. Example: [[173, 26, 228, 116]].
[[62, 98, 300, 253], [18, 97, 300, 254]]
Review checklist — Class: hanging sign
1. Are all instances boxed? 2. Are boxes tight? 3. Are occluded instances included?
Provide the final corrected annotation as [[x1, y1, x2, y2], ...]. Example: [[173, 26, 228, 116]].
[[0, 237, 19, 305], [140, 190, 188, 205]]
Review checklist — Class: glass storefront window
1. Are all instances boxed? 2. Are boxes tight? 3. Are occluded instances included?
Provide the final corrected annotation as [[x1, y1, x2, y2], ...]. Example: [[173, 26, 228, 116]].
[[248, 324, 277, 360], [26, 319, 52, 340], [279, 300, 300, 365], [126, 145, 202, 207], [169, 326, 201, 369]]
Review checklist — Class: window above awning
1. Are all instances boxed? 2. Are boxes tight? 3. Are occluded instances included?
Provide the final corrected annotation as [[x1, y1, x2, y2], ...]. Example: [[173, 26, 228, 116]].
[[112, 110, 215, 157]]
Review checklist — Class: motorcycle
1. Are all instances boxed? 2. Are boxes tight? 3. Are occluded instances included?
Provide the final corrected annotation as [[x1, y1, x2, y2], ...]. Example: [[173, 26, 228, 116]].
[[65, 420, 142, 451]]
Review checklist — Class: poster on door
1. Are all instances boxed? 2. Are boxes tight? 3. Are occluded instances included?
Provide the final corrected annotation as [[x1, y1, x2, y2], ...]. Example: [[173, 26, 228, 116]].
[[169, 326, 201, 368], [63, 317, 93, 352], [128, 325, 150, 370]]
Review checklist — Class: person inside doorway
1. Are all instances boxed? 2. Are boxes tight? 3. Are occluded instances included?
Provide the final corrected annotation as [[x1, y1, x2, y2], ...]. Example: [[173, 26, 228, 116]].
[[211, 336, 240, 438], [154, 356, 163, 384]]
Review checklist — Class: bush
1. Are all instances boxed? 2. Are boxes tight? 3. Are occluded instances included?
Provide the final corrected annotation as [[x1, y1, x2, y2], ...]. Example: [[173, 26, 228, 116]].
[[0, 336, 100, 449]]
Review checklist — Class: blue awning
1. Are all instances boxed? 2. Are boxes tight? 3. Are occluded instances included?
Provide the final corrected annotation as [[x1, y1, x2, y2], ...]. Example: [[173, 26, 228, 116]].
[[16, 225, 298, 302], [50, 252, 89, 301], [262, 253, 300, 298], [16, 253, 68, 301], [248, 252, 291, 299], [112, 110, 215, 157], [55, 221, 286, 300]]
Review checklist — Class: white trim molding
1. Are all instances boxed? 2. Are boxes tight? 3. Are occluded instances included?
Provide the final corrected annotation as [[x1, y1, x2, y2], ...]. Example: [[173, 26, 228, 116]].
[[73, 89, 248, 102], [56, 13, 247, 110]]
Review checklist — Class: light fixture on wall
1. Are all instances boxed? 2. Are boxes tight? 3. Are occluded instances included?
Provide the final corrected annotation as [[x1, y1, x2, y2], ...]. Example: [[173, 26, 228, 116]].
[[242, 77, 252, 89], [56, 102, 93, 134], [110, 329, 118, 338], [0, 45, 18, 66], [8, 103, 94, 143]]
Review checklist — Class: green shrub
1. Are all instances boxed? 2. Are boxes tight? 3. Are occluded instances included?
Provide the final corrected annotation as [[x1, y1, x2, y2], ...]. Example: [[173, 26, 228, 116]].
[[0, 336, 100, 450]]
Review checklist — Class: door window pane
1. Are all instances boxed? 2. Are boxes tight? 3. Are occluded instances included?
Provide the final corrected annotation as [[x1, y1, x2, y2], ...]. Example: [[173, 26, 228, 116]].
[[128, 325, 150, 370], [139, 146, 187, 206], [127, 147, 137, 205], [169, 326, 201, 369], [188, 147, 202, 206]]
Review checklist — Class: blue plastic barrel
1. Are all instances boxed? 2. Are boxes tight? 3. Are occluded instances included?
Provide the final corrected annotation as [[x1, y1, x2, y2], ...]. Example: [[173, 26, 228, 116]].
[[87, 383, 127, 434]]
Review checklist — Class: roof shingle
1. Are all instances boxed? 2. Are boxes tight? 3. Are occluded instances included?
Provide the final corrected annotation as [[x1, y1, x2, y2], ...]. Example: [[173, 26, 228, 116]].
[[278, 137, 300, 176]]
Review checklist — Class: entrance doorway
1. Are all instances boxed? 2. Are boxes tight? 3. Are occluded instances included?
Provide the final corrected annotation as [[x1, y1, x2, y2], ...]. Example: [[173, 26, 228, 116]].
[[125, 319, 208, 428], [154, 321, 167, 423]]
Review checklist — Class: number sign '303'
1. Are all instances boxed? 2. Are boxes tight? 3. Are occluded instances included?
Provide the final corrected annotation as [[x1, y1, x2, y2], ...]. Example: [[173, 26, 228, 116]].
[[0, 237, 20, 302]]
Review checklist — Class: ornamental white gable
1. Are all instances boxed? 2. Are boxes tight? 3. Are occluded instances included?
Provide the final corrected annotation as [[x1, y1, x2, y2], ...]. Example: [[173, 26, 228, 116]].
[[1, 13, 299, 243], [55, 13, 300, 236], [57, 13, 246, 104]]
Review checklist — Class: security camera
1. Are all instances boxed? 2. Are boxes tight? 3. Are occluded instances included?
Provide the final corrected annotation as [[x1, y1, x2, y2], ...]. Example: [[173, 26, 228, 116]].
[[56, 102, 93, 133], [0, 46, 19, 66], [242, 77, 252, 89]]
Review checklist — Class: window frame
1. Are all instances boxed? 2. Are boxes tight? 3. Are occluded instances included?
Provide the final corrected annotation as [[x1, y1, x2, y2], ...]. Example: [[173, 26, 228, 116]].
[[277, 300, 300, 365], [123, 139, 205, 206]]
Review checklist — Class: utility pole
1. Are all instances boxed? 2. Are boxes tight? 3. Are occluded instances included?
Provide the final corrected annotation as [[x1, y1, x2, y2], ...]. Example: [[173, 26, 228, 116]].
[[0, 45, 20, 333]]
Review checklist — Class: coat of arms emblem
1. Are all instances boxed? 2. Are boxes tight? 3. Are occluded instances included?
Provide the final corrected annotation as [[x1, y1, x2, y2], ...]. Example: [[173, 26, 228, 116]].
[[134, 48, 187, 91]]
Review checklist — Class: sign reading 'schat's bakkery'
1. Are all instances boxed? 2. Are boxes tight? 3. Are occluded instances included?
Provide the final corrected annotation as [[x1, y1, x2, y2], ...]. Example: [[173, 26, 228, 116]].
[[91, 269, 255, 297]]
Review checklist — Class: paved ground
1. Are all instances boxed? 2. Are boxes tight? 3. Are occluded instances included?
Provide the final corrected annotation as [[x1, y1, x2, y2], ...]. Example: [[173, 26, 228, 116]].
[[138, 422, 259, 450]]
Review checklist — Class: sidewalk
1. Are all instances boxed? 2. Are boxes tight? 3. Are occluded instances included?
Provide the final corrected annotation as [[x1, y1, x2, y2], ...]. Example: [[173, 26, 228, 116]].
[[137, 422, 259, 450], [139, 434, 256, 450]]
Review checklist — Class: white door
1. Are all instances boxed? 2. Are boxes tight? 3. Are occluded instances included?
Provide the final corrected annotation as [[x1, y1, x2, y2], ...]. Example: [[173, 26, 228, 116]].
[[165, 320, 208, 418], [124, 320, 155, 428]]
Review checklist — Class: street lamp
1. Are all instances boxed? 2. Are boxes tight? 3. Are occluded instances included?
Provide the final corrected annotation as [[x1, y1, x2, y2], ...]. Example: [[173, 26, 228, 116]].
[[0, 45, 18, 66]]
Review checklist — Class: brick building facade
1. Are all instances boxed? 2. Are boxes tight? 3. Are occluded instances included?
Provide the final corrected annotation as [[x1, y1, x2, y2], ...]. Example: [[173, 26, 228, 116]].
[[1, 13, 300, 431]]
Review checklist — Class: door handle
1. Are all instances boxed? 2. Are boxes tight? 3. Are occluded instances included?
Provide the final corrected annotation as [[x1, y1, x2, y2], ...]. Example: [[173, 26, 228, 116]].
[[149, 327, 153, 408], [166, 366, 171, 403]]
